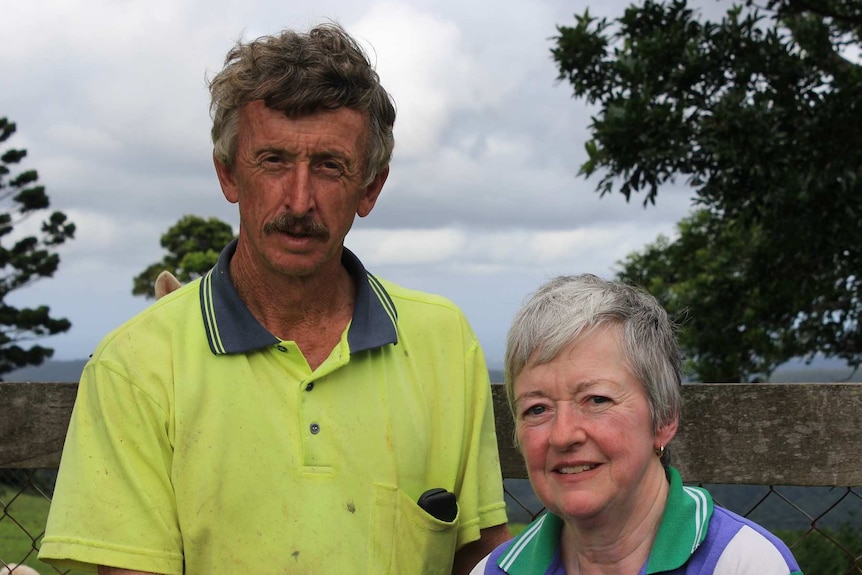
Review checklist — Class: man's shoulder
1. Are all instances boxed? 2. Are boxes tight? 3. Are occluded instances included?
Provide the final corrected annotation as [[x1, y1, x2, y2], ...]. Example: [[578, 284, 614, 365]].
[[372, 275, 479, 339], [374, 275, 463, 314], [92, 279, 203, 360]]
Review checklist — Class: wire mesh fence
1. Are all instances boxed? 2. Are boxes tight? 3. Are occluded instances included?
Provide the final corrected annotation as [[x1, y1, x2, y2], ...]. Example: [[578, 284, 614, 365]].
[[2, 468, 861, 574], [1, 470, 60, 574]]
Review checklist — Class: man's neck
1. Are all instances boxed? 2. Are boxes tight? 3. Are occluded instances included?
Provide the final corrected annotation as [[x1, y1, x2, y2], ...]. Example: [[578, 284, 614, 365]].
[[229, 249, 357, 370]]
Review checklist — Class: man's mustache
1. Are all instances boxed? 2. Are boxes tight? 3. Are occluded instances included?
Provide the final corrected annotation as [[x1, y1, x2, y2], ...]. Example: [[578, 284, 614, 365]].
[[263, 213, 330, 240]]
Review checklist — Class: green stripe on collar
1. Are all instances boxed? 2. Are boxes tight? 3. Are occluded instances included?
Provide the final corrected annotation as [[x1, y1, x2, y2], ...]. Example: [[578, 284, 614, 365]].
[[496, 467, 712, 574], [496, 513, 560, 574], [646, 467, 713, 573]]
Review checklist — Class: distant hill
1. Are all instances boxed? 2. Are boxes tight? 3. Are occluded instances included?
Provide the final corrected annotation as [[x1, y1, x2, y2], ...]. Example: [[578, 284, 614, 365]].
[[9, 362, 509, 384], [4, 359, 87, 382], [491, 366, 860, 385], [767, 365, 861, 383], [6, 361, 858, 384]]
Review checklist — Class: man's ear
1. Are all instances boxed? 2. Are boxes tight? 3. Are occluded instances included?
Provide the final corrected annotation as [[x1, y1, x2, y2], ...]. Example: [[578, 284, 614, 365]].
[[214, 153, 239, 204], [357, 166, 389, 218]]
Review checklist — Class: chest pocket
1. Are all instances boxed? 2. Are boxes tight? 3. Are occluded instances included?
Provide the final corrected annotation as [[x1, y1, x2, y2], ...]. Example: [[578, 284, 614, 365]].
[[368, 483, 460, 574]]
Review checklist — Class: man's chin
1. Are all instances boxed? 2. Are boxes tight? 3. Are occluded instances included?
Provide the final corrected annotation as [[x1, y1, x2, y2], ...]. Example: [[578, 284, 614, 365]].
[[268, 252, 335, 278]]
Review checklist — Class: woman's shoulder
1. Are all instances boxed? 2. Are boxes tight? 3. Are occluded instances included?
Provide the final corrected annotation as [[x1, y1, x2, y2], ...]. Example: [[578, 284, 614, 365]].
[[468, 539, 514, 575], [469, 513, 565, 575], [701, 505, 802, 574]]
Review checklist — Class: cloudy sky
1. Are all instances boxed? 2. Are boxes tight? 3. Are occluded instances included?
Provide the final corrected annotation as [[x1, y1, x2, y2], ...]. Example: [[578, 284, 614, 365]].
[[1, 0, 718, 368]]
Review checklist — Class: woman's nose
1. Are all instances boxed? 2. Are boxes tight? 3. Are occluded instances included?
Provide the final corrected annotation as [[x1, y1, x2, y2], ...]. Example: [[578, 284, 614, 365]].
[[548, 405, 587, 450]]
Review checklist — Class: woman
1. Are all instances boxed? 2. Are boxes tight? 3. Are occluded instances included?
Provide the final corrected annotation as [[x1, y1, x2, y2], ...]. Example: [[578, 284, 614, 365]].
[[472, 274, 802, 575]]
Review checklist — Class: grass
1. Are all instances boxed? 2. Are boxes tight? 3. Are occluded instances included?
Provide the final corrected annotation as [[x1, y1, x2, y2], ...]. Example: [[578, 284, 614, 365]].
[[1, 485, 49, 572], [0, 486, 87, 575]]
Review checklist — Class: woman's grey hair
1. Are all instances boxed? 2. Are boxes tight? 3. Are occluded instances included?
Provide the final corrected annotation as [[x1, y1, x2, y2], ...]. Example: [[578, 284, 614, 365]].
[[208, 23, 396, 186], [504, 274, 682, 465]]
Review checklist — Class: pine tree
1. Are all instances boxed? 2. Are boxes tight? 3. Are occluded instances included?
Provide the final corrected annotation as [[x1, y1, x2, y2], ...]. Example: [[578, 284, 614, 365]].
[[0, 117, 76, 378]]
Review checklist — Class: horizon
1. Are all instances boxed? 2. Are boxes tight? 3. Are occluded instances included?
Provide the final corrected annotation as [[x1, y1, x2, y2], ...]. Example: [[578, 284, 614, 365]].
[[7, 356, 860, 384]]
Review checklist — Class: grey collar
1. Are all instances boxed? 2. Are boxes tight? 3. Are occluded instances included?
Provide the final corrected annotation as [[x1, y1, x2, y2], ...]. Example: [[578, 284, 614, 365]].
[[199, 239, 398, 355]]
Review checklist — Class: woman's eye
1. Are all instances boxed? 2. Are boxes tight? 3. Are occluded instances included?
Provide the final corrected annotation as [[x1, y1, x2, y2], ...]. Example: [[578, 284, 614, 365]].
[[589, 396, 610, 405], [525, 405, 547, 416]]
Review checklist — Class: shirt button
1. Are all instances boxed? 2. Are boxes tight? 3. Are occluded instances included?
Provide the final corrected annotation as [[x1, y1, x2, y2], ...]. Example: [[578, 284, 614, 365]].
[[310, 423, 320, 434], [277, 345, 287, 352], [305, 382, 314, 391]]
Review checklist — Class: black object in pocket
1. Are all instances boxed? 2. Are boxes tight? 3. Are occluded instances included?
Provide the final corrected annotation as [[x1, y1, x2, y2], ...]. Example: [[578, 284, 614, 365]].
[[417, 488, 458, 522]]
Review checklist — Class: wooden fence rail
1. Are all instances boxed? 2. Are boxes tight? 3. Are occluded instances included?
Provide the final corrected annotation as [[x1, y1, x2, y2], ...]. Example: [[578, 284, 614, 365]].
[[2, 382, 861, 486]]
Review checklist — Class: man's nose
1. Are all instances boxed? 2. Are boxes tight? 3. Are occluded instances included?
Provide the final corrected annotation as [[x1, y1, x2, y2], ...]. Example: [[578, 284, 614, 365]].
[[283, 164, 315, 216]]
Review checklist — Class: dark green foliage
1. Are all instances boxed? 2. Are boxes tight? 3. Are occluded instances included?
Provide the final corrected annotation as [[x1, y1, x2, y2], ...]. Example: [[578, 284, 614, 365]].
[[553, 0, 862, 381], [132, 215, 235, 298], [616, 211, 796, 382], [778, 524, 862, 575], [0, 118, 75, 379]]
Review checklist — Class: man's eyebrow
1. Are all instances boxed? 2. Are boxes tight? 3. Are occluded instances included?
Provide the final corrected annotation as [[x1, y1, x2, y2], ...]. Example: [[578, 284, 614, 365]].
[[250, 146, 358, 172], [253, 146, 296, 158], [310, 149, 353, 163]]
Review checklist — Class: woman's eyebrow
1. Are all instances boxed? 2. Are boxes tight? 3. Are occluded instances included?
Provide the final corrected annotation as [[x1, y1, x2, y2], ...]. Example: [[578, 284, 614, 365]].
[[515, 379, 609, 404], [514, 390, 547, 404]]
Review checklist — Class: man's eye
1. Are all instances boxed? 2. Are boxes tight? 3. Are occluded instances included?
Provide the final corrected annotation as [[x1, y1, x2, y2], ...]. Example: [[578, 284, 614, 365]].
[[317, 160, 345, 175], [589, 396, 610, 405]]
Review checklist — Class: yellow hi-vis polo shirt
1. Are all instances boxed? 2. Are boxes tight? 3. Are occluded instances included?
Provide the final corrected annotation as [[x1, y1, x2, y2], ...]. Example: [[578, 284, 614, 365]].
[[40, 241, 508, 575]]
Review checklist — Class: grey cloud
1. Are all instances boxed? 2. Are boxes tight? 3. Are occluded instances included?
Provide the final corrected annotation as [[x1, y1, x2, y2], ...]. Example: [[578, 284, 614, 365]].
[[0, 0, 704, 362]]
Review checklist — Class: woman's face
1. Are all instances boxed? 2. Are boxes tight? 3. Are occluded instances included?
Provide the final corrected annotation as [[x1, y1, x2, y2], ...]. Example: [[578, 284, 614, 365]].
[[513, 326, 676, 526]]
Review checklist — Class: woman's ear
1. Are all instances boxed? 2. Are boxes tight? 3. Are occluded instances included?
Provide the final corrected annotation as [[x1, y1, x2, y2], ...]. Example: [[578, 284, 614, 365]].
[[655, 417, 679, 452]]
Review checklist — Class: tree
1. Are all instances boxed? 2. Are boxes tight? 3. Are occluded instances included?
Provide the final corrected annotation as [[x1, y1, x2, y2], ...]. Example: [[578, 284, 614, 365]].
[[132, 215, 235, 298], [617, 210, 806, 382], [0, 117, 76, 378], [552, 0, 862, 381]]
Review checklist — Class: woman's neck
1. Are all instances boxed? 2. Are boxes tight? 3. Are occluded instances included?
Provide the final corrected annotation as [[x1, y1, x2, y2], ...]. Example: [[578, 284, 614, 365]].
[[559, 465, 669, 575]]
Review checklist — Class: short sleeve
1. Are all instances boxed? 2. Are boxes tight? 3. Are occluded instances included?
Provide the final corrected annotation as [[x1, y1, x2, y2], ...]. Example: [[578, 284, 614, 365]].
[[39, 357, 183, 575], [453, 323, 509, 548]]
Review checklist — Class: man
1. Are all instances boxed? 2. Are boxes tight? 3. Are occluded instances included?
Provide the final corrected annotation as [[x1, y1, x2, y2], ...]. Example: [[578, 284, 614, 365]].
[[39, 23, 509, 574]]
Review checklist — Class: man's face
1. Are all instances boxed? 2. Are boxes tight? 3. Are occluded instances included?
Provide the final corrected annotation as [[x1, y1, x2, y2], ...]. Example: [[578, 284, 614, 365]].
[[215, 100, 387, 279]]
